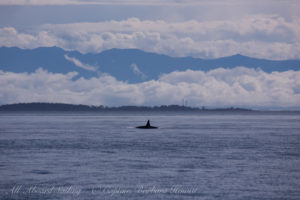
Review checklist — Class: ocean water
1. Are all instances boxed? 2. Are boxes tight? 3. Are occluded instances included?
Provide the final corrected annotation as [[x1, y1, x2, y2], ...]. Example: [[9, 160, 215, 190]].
[[0, 111, 300, 200]]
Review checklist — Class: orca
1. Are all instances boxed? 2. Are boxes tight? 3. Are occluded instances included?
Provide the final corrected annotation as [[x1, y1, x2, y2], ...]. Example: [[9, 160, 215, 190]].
[[136, 120, 158, 129]]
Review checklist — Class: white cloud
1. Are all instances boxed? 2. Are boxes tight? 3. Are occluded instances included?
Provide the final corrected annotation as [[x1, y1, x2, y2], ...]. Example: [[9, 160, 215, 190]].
[[1, 16, 300, 59], [0, 67, 299, 108], [0, 27, 63, 49], [130, 63, 146, 79], [64, 54, 98, 72]]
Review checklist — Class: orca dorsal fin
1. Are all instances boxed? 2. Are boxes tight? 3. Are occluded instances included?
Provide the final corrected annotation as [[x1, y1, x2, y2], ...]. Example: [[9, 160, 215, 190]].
[[146, 120, 150, 127]]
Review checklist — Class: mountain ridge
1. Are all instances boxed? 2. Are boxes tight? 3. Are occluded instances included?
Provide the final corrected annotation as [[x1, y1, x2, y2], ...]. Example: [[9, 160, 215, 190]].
[[1, 46, 300, 83]]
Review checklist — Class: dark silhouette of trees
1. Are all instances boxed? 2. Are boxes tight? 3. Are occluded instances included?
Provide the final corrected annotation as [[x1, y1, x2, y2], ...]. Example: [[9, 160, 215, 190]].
[[0, 102, 252, 112]]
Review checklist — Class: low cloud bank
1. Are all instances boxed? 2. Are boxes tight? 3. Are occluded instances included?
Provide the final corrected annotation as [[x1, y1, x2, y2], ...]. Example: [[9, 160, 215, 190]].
[[0, 67, 299, 108], [130, 63, 146, 80], [64, 54, 98, 72]]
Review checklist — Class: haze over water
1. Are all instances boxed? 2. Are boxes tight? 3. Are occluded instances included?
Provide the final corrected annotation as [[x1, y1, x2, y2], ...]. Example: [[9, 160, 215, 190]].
[[1, 111, 300, 200]]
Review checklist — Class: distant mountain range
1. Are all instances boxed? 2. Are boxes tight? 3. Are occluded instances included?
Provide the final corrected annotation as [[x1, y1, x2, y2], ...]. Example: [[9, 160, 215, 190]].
[[0, 102, 252, 112], [1, 47, 300, 83]]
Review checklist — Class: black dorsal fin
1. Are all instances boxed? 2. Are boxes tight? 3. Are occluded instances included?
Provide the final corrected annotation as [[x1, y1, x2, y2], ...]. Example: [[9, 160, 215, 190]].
[[146, 120, 150, 127]]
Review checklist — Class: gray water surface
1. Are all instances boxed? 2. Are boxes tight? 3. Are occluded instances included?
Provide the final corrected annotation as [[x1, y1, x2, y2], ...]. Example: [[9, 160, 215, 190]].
[[1, 112, 300, 199]]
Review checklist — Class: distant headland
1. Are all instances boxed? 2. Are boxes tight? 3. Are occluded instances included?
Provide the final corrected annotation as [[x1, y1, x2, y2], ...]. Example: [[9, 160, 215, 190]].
[[0, 102, 252, 112]]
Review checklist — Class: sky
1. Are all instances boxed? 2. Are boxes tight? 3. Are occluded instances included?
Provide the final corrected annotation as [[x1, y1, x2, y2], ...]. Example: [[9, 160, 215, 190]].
[[1, 0, 300, 59], [0, 0, 300, 108]]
